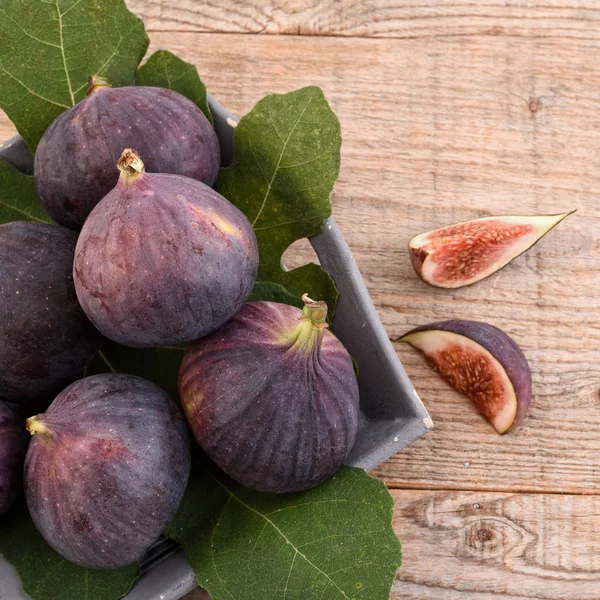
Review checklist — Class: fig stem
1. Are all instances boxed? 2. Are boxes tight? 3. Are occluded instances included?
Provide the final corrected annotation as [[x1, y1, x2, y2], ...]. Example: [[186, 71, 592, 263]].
[[117, 148, 145, 177], [301, 293, 328, 327], [281, 293, 329, 352], [26, 416, 53, 439], [87, 74, 111, 96]]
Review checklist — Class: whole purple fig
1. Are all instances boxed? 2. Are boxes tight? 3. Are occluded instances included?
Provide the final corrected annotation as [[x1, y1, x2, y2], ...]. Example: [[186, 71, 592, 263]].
[[34, 76, 220, 229], [74, 149, 258, 348], [0, 222, 102, 404], [24, 374, 191, 569], [179, 296, 360, 494], [0, 401, 28, 516]]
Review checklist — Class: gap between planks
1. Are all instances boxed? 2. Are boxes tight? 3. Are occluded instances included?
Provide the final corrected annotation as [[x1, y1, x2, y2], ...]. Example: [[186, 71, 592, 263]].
[[384, 483, 600, 496]]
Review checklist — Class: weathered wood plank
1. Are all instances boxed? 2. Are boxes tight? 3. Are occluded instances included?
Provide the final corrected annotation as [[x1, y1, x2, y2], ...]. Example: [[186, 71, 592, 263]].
[[392, 489, 600, 599], [0, 116, 16, 143], [183, 489, 600, 599], [125, 0, 600, 39], [2, 32, 599, 494]]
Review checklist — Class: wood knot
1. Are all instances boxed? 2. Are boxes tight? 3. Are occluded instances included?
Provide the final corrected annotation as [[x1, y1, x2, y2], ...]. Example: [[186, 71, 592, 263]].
[[529, 99, 541, 113], [461, 518, 525, 560]]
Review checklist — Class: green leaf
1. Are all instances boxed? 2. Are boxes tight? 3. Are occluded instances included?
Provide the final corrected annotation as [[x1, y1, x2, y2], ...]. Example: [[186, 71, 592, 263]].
[[85, 341, 186, 400], [249, 281, 304, 308], [167, 461, 402, 600], [136, 50, 212, 124], [0, 0, 149, 150], [218, 87, 341, 313], [0, 157, 51, 224], [0, 502, 139, 600]]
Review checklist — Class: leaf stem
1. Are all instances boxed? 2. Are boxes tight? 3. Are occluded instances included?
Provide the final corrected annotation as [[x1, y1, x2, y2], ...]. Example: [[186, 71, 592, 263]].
[[98, 350, 117, 374]]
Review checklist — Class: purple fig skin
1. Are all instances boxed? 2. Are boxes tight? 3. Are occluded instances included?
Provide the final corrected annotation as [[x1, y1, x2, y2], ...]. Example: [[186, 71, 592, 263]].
[[0, 401, 28, 516], [34, 79, 220, 229], [0, 222, 102, 404], [24, 374, 191, 570], [179, 299, 360, 494], [74, 150, 258, 348], [405, 320, 531, 430]]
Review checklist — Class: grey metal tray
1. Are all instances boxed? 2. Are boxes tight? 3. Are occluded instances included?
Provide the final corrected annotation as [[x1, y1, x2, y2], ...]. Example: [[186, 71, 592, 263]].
[[0, 97, 432, 600]]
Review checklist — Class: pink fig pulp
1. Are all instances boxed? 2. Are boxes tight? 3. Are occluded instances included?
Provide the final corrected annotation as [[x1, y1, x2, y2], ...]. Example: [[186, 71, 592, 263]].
[[409, 211, 575, 288], [401, 320, 531, 434]]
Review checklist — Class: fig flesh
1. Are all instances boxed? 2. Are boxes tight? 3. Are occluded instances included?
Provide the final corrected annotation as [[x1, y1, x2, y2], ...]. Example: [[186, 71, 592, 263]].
[[34, 76, 220, 229], [24, 374, 191, 569], [0, 222, 102, 404], [179, 295, 360, 493], [401, 320, 531, 434], [409, 212, 574, 288], [74, 149, 259, 348], [0, 401, 28, 516]]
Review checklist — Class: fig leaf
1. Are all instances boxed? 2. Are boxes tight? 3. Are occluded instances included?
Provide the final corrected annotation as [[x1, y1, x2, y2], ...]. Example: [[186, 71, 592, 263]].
[[249, 281, 304, 308], [218, 87, 340, 314], [166, 459, 402, 600], [0, 502, 139, 600], [136, 50, 213, 124], [0, 158, 51, 224], [0, 0, 149, 151], [84, 341, 186, 400]]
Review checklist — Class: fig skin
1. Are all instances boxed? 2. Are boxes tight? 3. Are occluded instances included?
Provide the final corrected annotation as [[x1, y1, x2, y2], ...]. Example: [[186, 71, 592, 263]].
[[409, 212, 575, 288], [0, 401, 28, 516], [0, 222, 102, 404], [74, 149, 259, 348], [179, 297, 360, 494], [24, 374, 191, 570], [401, 320, 532, 433], [34, 76, 220, 229]]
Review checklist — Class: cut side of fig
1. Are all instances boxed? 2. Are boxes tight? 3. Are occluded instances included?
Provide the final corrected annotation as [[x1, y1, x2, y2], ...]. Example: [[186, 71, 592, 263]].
[[409, 211, 575, 288], [401, 320, 531, 434]]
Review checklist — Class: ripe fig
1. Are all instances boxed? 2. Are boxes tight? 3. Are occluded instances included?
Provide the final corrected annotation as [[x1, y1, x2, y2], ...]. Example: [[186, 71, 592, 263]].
[[24, 374, 191, 569], [0, 222, 102, 404], [0, 401, 28, 516], [34, 76, 220, 229], [74, 149, 258, 348], [409, 212, 574, 288], [401, 320, 531, 434], [179, 295, 360, 494]]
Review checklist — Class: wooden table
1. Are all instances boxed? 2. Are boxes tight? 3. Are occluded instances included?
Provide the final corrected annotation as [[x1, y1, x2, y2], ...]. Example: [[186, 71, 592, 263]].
[[3, 2, 600, 598]]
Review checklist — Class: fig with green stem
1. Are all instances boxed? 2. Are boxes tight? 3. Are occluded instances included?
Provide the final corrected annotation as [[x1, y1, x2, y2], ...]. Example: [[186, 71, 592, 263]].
[[24, 374, 191, 569], [179, 295, 360, 493]]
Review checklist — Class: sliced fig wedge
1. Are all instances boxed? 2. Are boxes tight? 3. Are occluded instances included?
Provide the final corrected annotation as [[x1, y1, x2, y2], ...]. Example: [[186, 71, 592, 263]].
[[401, 320, 531, 434], [409, 211, 575, 288]]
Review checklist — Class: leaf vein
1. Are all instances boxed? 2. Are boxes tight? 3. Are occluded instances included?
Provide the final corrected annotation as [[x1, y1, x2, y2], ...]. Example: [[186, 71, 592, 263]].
[[0, 8, 61, 49], [0, 201, 46, 223], [0, 61, 70, 109], [55, 0, 75, 105], [250, 89, 316, 227], [207, 469, 352, 600]]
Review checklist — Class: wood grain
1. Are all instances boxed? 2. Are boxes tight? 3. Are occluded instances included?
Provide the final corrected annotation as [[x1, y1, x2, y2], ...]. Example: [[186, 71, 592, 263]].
[[3, 31, 600, 494], [125, 0, 600, 39], [392, 489, 600, 599]]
